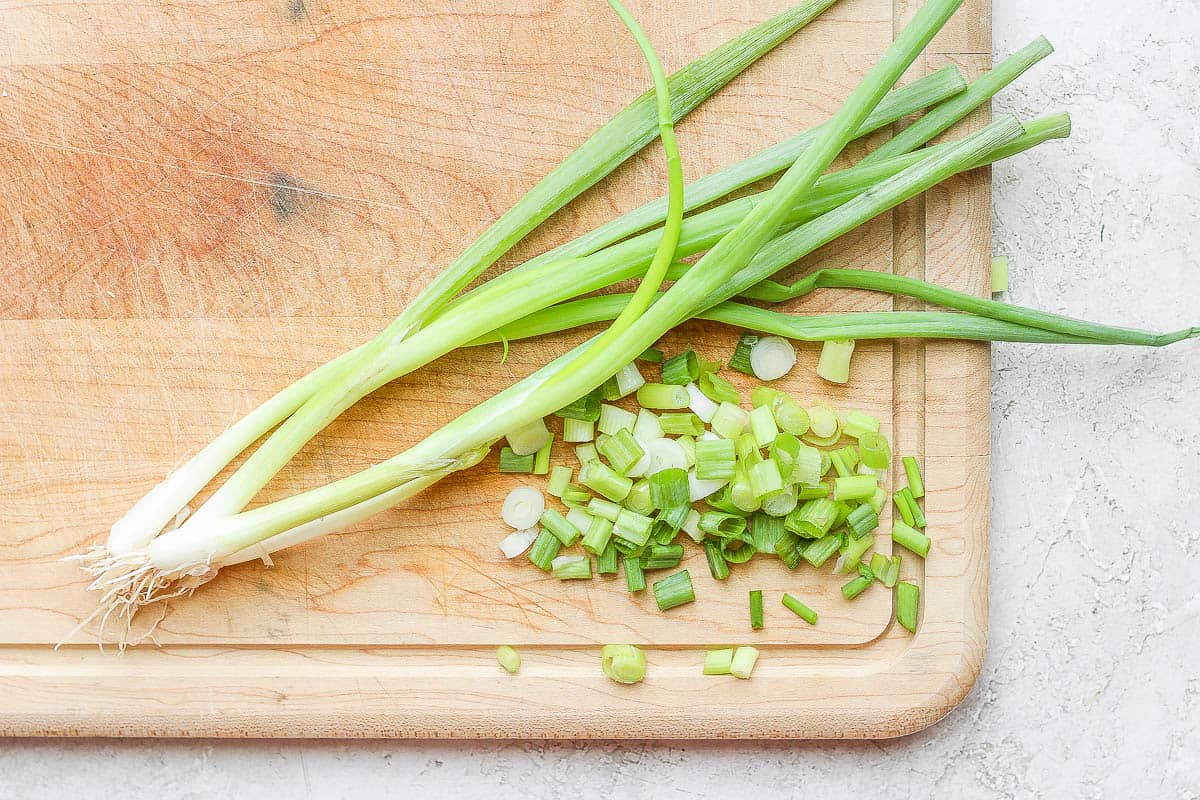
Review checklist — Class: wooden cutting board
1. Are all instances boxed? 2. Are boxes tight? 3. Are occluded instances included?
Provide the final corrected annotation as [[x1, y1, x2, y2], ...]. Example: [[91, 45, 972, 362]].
[[0, 0, 992, 737]]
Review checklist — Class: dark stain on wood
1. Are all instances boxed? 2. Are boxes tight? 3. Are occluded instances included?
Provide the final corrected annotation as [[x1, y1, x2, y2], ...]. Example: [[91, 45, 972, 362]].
[[266, 171, 305, 221]]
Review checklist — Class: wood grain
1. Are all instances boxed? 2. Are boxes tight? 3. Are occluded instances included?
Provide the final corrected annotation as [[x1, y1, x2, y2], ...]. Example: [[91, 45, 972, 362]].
[[0, 0, 992, 737]]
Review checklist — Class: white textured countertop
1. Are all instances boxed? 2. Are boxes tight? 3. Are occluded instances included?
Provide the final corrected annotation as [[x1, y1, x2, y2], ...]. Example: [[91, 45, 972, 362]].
[[3, 1, 1198, 796]]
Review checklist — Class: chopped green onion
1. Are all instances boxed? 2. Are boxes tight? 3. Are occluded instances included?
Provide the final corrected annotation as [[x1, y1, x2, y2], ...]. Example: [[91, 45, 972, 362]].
[[614, 508, 655, 547], [700, 511, 747, 539], [656, 502, 689, 532], [528, 528, 562, 571], [893, 489, 916, 527], [786, 498, 838, 538], [613, 363, 646, 398], [858, 432, 891, 470], [624, 478, 654, 514], [703, 648, 735, 675], [499, 447, 536, 473], [547, 465, 573, 497], [749, 589, 764, 630], [897, 486, 926, 527], [496, 645, 521, 674], [806, 404, 841, 442], [556, 391, 601, 422], [892, 519, 931, 558], [651, 519, 678, 546], [698, 371, 740, 405], [816, 338, 856, 384], [801, 533, 842, 568], [841, 410, 880, 439], [587, 497, 621, 522], [675, 434, 697, 467], [721, 538, 756, 564], [601, 644, 646, 685], [561, 484, 592, 507], [502, 486, 545, 530], [600, 375, 622, 402], [831, 500, 853, 530], [653, 570, 695, 611], [749, 335, 796, 381], [772, 397, 810, 436], [797, 483, 829, 500], [841, 572, 873, 600], [748, 405, 780, 448], [774, 531, 803, 569], [896, 581, 920, 632], [659, 412, 706, 436], [902, 455, 925, 498], [760, 487, 798, 517], [838, 528, 874, 573], [845, 502, 879, 539], [579, 460, 633, 502], [623, 556, 646, 592], [710, 402, 750, 440], [704, 539, 730, 580], [598, 404, 637, 436], [748, 459, 785, 501], [680, 508, 703, 543], [881, 554, 901, 588], [695, 438, 737, 481], [552, 554, 593, 580], [540, 508, 581, 546], [643, 543, 684, 570], [597, 542, 619, 574], [833, 475, 877, 502], [701, 481, 738, 511], [869, 486, 887, 514], [633, 408, 664, 442], [729, 333, 759, 375], [599, 428, 646, 475], [818, 450, 833, 477], [661, 351, 700, 385], [565, 507, 594, 537], [637, 383, 691, 410], [769, 433, 800, 481], [581, 515, 615, 555], [732, 433, 757, 464], [641, 438, 688, 476], [870, 552, 889, 579], [563, 417, 595, 443], [730, 646, 759, 679], [649, 467, 690, 509], [781, 593, 817, 625], [729, 464, 760, 513], [830, 449, 853, 479], [638, 348, 664, 364], [575, 443, 598, 466], [750, 513, 785, 553], [499, 527, 539, 559], [505, 418, 552, 457], [991, 254, 1009, 294], [686, 382, 720, 422], [750, 386, 782, 409], [533, 434, 554, 475]]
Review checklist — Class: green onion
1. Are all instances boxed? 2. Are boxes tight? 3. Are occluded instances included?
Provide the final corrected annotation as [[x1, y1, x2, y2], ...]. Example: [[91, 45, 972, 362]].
[[623, 556, 646, 592], [614, 508, 655, 547], [736, 433, 761, 464], [768, 433, 799, 482], [892, 519, 931, 558], [624, 479, 654, 514], [761, 487, 798, 517], [804, 405, 841, 447], [675, 434, 697, 467], [705, 484, 741, 514], [704, 539, 730, 580], [816, 338, 856, 384], [869, 486, 887, 514], [700, 511, 748, 539], [749, 589, 765, 630], [774, 531, 803, 568], [750, 513, 785, 554], [561, 484, 592, 508], [601, 643, 646, 685], [649, 467, 690, 509], [786, 498, 838, 538], [499, 447, 535, 473], [612, 363, 646, 398], [496, 645, 521, 675], [748, 459, 785, 501], [657, 503, 690, 534], [552, 554, 593, 580], [651, 519, 678, 546], [729, 333, 759, 374], [781, 593, 818, 625], [790, 443, 824, 488], [722, 538, 756, 564], [579, 460, 633, 502], [528, 528, 562, 571], [661, 351, 700, 385], [773, 397, 810, 436], [581, 515, 615, 555], [897, 486, 926, 527], [829, 449, 853, 479], [729, 464, 761, 513], [653, 570, 695, 611], [597, 542, 619, 575], [841, 572, 873, 600], [703, 648, 735, 675], [599, 428, 646, 475], [505, 418, 552, 457], [563, 417, 595, 444], [870, 552, 889, 580], [695, 438, 737, 481], [831, 501, 853, 530], [680, 508, 703, 543], [710, 402, 750, 440], [540, 509, 582, 546], [575, 443, 598, 466], [643, 543, 685, 570], [730, 646, 759, 679], [818, 450, 833, 477], [845, 502, 879, 539], [893, 489, 916, 527], [801, 533, 842, 568], [638, 348, 664, 364], [841, 410, 880, 439], [659, 412, 706, 436], [838, 528, 875, 573], [533, 434, 554, 475], [698, 370, 740, 405], [797, 483, 829, 500], [637, 383, 691, 410], [587, 497, 621, 521], [903, 456, 925, 498], [749, 405, 780, 448], [881, 554, 901, 588], [858, 432, 891, 470], [834, 475, 877, 502], [556, 391, 601, 422], [633, 409, 663, 442], [749, 336, 796, 381], [547, 465, 573, 497], [896, 581, 920, 632], [598, 404, 637, 436], [991, 254, 1010, 294]]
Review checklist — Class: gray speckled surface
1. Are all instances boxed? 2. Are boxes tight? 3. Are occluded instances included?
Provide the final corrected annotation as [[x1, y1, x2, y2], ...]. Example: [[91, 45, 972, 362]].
[[3, 1, 1198, 797]]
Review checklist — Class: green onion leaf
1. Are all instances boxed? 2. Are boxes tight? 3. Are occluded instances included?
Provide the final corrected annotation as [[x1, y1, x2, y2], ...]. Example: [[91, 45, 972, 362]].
[[540, 509, 582, 546], [649, 467, 690, 509], [698, 370, 741, 405], [499, 447, 536, 473], [581, 515, 615, 555], [700, 510, 747, 539], [749, 589, 764, 630], [704, 539, 730, 580], [782, 593, 818, 625], [547, 465, 573, 497], [556, 391, 601, 422], [623, 556, 647, 593], [896, 581, 920, 632], [528, 528, 562, 571], [660, 351, 700, 385], [801, 533, 842, 568], [597, 542, 619, 575], [729, 333, 759, 375]]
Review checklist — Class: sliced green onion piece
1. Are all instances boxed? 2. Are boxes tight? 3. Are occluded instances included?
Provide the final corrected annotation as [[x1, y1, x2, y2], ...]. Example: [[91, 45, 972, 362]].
[[499, 526, 539, 559], [769, 433, 800, 481], [761, 487, 798, 517], [781, 593, 818, 625], [601, 644, 646, 684], [841, 410, 880, 439], [598, 404, 637, 435], [652, 519, 678, 546], [564, 417, 596, 444], [797, 483, 828, 500], [689, 471, 729, 504], [818, 450, 833, 477], [648, 467, 689, 509], [686, 382, 720, 422], [496, 645, 521, 675], [660, 351, 700, 385], [540, 509, 581, 546], [575, 443, 598, 466], [556, 391, 601, 422], [637, 383, 691, 410], [899, 486, 926, 528], [499, 447, 535, 473], [623, 556, 646, 592], [749, 589, 764, 630], [547, 465, 573, 497], [704, 539, 730, 580], [659, 412, 706, 436], [774, 531, 803, 569], [816, 338, 856, 384], [597, 542, 619, 575], [749, 405, 780, 448], [699, 511, 747, 539], [600, 375, 622, 402], [801, 533, 842, 568], [561, 484, 592, 508], [896, 581, 920, 632], [587, 497, 621, 521], [730, 646, 759, 679], [613, 363, 647, 398], [729, 464, 760, 513], [903, 455, 925, 498], [831, 500, 853, 530], [599, 428, 646, 475], [845, 502, 879, 539], [638, 348, 664, 364], [581, 515, 615, 555], [703, 648, 735, 675], [565, 506, 594, 536], [750, 513, 785, 553], [748, 459, 784, 501], [870, 552, 889, 580], [657, 503, 690, 534], [858, 431, 891, 470], [695, 438, 737, 481], [533, 435, 554, 475], [841, 573, 873, 600], [729, 333, 759, 375], [625, 478, 654, 514], [675, 434, 697, 468], [502, 486, 545, 529], [633, 408, 664, 442], [528, 528, 562, 571], [892, 519, 931, 558], [893, 489, 916, 526], [829, 449, 852, 479], [698, 371, 740, 405], [722, 538, 756, 564], [653, 570, 695, 611], [736, 432, 761, 463], [614, 508, 655, 547], [786, 498, 838, 538], [710, 402, 750, 440], [869, 486, 887, 514], [881, 554, 901, 588], [579, 460, 633, 502], [552, 554, 593, 580], [772, 397, 810, 436], [641, 438, 688, 476], [991, 254, 1009, 294], [680, 508, 702, 543], [807, 404, 840, 439], [642, 543, 684, 570], [749, 335, 796, 381], [838, 528, 874, 573], [833, 475, 877, 502], [505, 418, 551, 457]]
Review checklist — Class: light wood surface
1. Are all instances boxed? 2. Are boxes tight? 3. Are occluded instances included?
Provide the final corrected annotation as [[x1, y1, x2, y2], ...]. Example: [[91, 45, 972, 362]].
[[0, 0, 992, 737]]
